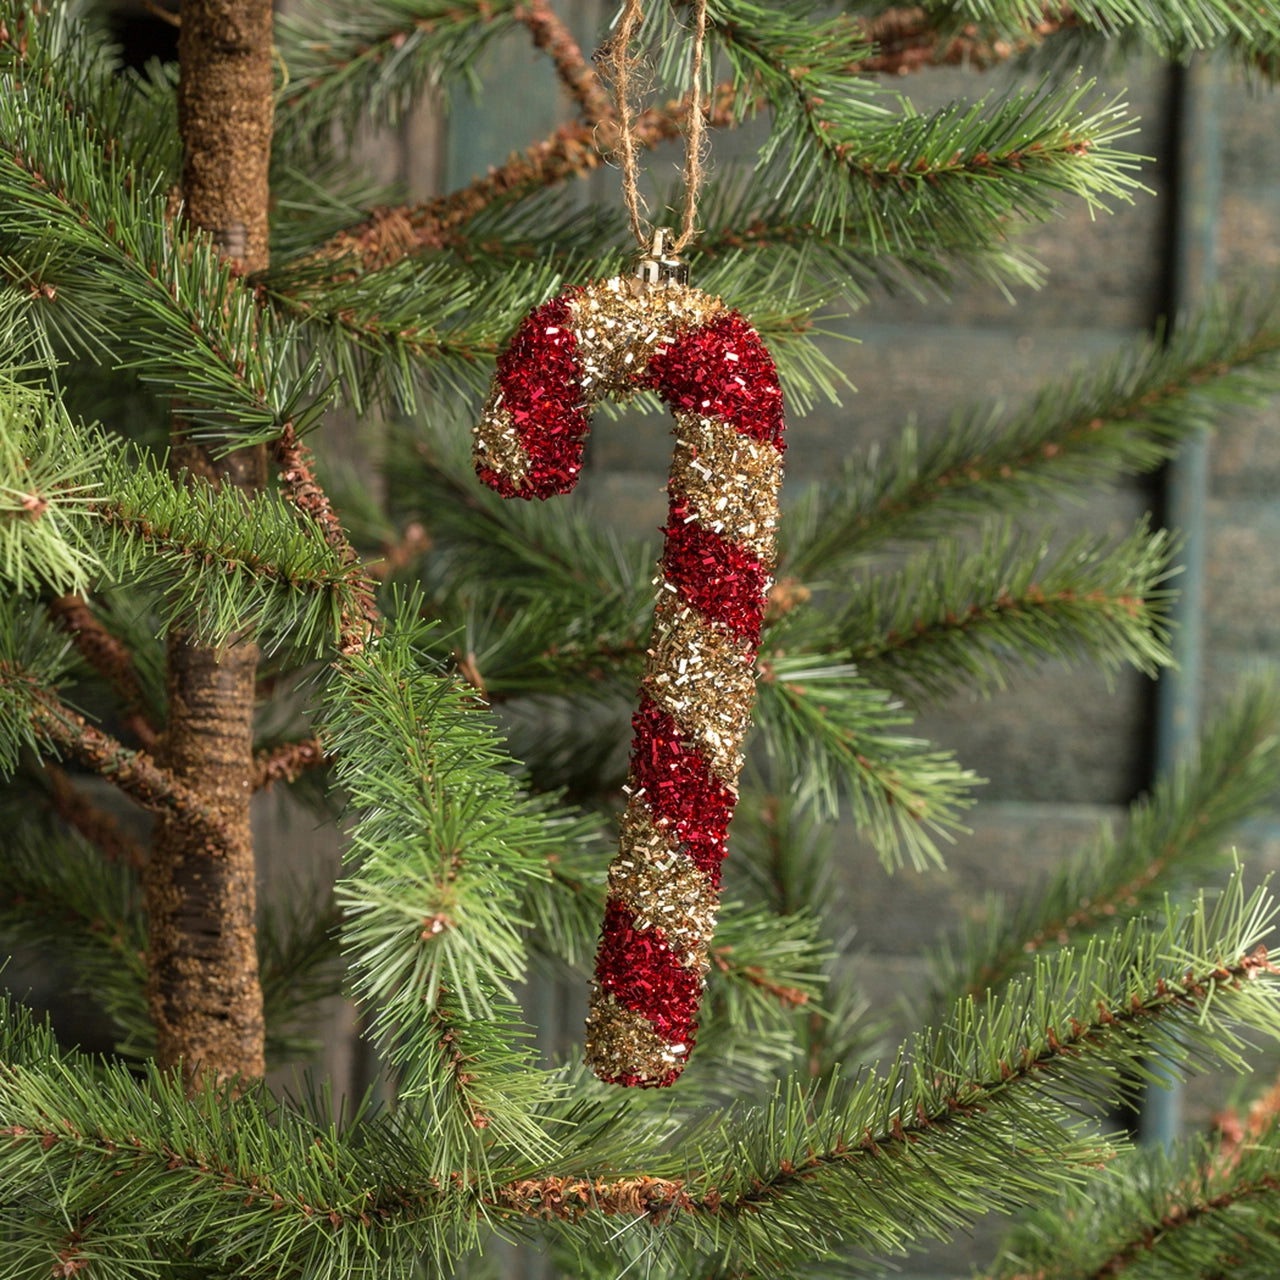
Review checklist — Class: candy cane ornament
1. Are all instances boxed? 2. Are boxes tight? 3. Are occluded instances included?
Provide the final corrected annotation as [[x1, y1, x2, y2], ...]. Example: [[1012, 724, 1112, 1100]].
[[473, 244, 785, 1087]]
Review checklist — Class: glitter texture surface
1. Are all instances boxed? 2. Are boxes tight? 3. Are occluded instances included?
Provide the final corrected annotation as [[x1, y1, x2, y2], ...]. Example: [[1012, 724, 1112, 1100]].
[[645, 597, 755, 781], [474, 275, 785, 1087]]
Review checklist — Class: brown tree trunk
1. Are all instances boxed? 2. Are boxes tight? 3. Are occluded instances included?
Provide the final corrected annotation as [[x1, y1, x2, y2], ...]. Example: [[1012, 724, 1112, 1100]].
[[144, 0, 274, 1086], [146, 641, 264, 1082], [175, 0, 274, 273]]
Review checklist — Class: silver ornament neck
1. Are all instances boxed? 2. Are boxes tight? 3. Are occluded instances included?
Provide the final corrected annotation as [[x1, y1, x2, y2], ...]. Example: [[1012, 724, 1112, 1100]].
[[633, 228, 689, 287]]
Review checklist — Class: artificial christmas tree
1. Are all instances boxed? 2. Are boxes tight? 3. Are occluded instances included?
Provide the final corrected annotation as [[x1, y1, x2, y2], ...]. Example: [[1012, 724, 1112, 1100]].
[[5, 0, 1280, 1276]]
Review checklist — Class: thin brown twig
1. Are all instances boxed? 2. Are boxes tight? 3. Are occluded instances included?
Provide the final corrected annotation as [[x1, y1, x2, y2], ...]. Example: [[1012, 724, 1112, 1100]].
[[43, 762, 148, 870], [516, 0, 613, 126], [857, 3, 1076, 75], [490, 1175, 693, 1221], [253, 736, 332, 791], [6, 668, 231, 856], [453, 650, 488, 705], [365, 522, 431, 582], [47, 594, 160, 752], [1215, 1068, 1280, 1168], [273, 423, 381, 656], [138, 0, 181, 28], [303, 81, 740, 274], [710, 945, 809, 1007]]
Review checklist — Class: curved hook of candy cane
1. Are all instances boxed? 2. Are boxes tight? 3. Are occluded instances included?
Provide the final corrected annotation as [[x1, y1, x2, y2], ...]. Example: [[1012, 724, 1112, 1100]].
[[474, 276, 786, 1087]]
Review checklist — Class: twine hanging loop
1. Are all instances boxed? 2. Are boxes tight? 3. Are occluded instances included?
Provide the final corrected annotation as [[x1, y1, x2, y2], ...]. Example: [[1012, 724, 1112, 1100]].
[[602, 0, 709, 256]]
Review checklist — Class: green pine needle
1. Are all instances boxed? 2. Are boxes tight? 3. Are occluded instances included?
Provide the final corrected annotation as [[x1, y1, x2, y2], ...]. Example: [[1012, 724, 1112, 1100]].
[[325, 598, 594, 1177], [983, 1133, 1280, 1280], [754, 652, 981, 870], [0, 356, 103, 597], [784, 294, 1280, 577], [929, 677, 1280, 1010], [92, 443, 363, 656], [839, 517, 1177, 704]]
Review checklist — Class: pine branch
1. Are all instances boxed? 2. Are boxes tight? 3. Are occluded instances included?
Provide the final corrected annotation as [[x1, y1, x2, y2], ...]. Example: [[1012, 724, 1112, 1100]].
[[295, 82, 739, 274], [324, 600, 582, 1175], [14, 669, 232, 856], [1, 868, 1278, 1271], [274, 423, 380, 655], [273, 0, 523, 147], [0, 0, 182, 186], [688, 173, 1046, 314], [930, 678, 1280, 1010], [931, 0, 1280, 69], [0, 602, 226, 849], [705, 906, 828, 1017], [857, 4, 1077, 74], [268, 154, 403, 266], [517, 0, 613, 125], [295, 77, 1136, 292], [644, 3, 1145, 241], [273, 24, 1145, 396], [89, 441, 365, 657], [839, 518, 1175, 705], [263, 253, 571, 411], [754, 652, 980, 870], [983, 1136, 1280, 1280], [46, 593, 159, 750], [0, 73, 330, 445], [783, 295, 1280, 576]]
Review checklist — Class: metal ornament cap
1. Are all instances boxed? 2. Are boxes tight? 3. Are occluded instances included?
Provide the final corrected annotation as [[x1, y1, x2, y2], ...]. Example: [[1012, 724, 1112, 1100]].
[[633, 227, 689, 287]]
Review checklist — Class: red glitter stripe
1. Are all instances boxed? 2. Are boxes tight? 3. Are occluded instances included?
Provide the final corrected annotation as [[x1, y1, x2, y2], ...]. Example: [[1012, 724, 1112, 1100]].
[[483, 292, 589, 499], [593, 899, 702, 1043], [629, 697, 734, 884], [662, 502, 768, 645], [641, 311, 786, 448], [601, 1064, 681, 1089]]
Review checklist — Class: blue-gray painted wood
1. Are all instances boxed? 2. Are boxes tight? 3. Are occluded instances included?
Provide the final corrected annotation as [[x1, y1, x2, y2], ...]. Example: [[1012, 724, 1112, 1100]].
[[1139, 55, 1223, 1153]]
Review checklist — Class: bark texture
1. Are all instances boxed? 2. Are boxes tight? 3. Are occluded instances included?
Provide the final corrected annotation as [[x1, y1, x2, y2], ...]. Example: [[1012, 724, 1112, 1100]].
[[176, 0, 274, 273], [146, 639, 265, 1081], [145, 0, 274, 1086]]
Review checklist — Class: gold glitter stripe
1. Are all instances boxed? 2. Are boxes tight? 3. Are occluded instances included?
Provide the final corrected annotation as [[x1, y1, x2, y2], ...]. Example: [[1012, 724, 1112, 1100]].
[[644, 597, 756, 783], [584, 989, 694, 1085], [609, 798, 720, 954], [567, 277, 723, 401], [471, 400, 529, 488], [668, 412, 784, 565]]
